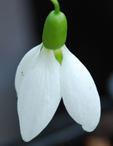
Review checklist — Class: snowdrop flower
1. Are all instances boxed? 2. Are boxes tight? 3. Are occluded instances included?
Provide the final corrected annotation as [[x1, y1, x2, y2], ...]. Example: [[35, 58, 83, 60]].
[[15, 0, 101, 142]]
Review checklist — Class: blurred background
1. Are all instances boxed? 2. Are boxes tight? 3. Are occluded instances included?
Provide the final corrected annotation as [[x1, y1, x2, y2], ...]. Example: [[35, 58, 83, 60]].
[[0, 0, 113, 145]]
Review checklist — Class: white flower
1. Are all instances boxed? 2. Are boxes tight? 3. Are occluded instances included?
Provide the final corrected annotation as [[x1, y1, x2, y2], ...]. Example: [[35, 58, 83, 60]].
[[15, 43, 101, 142]]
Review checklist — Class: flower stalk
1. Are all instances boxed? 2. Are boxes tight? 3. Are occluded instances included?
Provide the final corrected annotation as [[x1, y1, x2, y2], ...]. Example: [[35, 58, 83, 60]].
[[51, 0, 60, 14]]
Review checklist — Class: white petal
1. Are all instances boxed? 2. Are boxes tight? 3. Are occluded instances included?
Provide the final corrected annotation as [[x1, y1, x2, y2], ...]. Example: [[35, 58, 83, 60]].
[[15, 43, 42, 94], [17, 47, 61, 142], [61, 45, 101, 132]]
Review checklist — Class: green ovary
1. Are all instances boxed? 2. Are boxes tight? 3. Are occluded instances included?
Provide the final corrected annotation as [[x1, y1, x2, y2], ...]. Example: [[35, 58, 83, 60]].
[[42, 0, 67, 50]]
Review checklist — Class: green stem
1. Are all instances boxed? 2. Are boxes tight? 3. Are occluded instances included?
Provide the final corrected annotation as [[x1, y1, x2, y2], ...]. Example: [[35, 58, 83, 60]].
[[51, 0, 60, 14]]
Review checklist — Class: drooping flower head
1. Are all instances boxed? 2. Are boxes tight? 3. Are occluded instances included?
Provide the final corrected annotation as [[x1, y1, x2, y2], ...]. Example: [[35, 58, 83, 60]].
[[15, 0, 101, 142]]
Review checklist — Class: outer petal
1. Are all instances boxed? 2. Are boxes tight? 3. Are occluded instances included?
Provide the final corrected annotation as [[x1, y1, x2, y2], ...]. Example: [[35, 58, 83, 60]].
[[61, 45, 101, 132], [17, 47, 61, 142], [15, 43, 42, 94]]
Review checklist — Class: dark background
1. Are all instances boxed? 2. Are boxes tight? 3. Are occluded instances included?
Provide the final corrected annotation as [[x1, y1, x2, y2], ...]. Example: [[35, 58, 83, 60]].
[[0, 0, 113, 146]]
